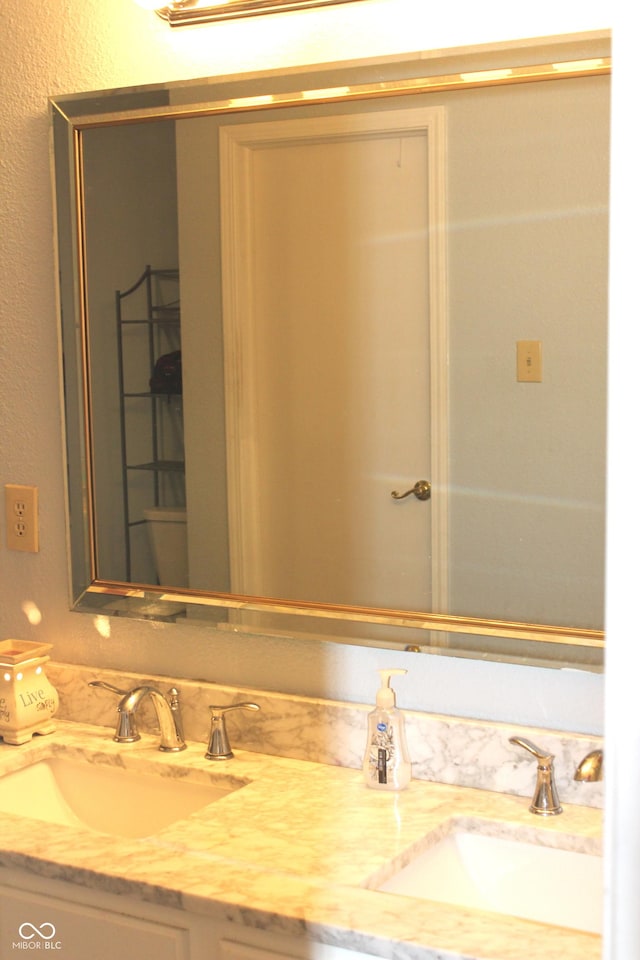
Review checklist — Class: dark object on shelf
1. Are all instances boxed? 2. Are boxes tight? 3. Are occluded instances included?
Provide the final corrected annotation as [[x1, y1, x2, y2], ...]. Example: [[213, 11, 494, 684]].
[[150, 350, 182, 395]]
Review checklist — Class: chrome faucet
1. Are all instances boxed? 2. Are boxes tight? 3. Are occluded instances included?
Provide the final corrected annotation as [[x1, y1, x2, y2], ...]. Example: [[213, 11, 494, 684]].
[[574, 749, 603, 782], [509, 736, 562, 816], [89, 681, 186, 752], [205, 702, 260, 760]]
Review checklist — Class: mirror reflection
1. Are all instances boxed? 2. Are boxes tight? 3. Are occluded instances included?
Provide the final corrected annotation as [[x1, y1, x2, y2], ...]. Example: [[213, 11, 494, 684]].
[[53, 39, 609, 665]]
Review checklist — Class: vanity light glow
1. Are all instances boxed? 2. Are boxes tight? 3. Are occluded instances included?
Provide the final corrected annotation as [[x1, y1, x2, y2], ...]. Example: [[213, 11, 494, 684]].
[[134, 0, 365, 26]]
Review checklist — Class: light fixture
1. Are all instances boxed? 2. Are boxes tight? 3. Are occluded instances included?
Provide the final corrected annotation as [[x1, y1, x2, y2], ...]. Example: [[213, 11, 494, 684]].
[[151, 0, 365, 26]]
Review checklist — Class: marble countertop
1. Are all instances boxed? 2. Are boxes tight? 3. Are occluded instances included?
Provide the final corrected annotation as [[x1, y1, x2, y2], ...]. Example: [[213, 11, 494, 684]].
[[0, 722, 602, 960]]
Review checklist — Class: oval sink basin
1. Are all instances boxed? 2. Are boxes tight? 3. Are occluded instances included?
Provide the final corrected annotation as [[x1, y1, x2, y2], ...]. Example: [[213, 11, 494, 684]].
[[0, 757, 240, 838], [377, 830, 602, 933]]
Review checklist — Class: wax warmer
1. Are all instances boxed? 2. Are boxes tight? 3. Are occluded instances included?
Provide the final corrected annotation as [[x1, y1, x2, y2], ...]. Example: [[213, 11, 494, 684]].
[[0, 640, 59, 744]]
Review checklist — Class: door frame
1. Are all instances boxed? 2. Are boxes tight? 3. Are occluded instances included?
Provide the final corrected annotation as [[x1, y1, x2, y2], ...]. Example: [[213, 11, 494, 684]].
[[219, 105, 450, 615]]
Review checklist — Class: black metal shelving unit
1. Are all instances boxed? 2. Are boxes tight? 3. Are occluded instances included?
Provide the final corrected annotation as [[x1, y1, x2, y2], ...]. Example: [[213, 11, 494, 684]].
[[115, 265, 184, 581]]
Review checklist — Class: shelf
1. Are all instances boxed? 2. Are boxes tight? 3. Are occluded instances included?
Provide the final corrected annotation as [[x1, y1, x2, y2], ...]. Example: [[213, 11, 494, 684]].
[[126, 460, 185, 473], [123, 392, 182, 399], [121, 313, 180, 326]]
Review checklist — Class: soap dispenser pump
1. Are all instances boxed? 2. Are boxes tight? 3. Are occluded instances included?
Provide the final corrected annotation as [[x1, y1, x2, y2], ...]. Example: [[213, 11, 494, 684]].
[[363, 668, 411, 791]]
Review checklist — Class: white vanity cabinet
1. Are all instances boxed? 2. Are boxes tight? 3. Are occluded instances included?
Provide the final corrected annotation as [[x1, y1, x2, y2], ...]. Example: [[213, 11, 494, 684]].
[[0, 867, 205, 959], [0, 867, 378, 960], [218, 934, 382, 960]]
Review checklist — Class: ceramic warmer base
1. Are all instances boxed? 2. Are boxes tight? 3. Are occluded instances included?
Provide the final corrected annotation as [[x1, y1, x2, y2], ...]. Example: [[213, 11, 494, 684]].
[[0, 719, 56, 746]]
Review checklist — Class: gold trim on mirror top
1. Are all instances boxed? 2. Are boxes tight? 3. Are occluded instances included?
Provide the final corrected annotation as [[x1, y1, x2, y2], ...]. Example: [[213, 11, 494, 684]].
[[59, 57, 611, 129], [58, 48, 609, 661]]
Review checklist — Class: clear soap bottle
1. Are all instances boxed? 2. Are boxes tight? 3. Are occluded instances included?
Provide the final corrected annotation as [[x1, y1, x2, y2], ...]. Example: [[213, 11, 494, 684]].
[[362, 668, 411, 791]]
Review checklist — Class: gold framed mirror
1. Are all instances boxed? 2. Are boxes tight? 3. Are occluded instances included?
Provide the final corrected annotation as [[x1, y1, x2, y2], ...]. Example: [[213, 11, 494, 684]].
[[51, 34, 609, 669]]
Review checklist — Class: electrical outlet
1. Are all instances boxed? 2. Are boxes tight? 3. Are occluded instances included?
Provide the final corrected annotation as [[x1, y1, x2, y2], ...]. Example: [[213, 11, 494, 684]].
[[4, 484, 39, 553]]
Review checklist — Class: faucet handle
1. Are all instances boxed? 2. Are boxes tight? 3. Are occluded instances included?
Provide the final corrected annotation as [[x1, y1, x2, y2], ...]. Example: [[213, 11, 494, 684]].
[[509, 736, 553, 763], [167, 687, 185, 743], [509, 735, 562, 816], [89, 680, 141, 742], [88, 680, 130, 697], [205, 702, 260, 760]]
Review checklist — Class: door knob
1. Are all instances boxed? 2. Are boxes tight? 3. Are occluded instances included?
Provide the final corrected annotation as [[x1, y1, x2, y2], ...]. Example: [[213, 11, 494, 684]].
[[391, 480, 431, 501]]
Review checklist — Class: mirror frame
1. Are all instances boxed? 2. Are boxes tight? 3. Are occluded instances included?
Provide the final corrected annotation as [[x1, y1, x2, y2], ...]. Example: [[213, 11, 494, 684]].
[[51, 36, 609, 668]]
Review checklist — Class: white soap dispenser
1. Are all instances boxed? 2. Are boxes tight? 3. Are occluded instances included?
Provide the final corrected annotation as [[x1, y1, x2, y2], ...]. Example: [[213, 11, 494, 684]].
[[363, 668, 411, 791]]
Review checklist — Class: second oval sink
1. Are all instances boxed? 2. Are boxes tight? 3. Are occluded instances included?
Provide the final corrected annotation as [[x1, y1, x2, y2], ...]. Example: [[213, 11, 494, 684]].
[[377, 828, 602, 933]]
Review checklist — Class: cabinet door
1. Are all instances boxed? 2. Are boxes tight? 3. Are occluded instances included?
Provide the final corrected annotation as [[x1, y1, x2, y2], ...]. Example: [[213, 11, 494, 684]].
[[0, 884, 189, 960], [219, 937, 377, 960]]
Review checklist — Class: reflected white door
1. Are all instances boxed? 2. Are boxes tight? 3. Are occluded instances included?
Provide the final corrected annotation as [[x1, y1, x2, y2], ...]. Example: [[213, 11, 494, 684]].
[[221, 107, 448, 613]]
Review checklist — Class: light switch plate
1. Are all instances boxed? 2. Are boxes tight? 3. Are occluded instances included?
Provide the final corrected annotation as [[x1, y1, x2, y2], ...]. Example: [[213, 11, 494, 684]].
[[516, 340, 542, 382]]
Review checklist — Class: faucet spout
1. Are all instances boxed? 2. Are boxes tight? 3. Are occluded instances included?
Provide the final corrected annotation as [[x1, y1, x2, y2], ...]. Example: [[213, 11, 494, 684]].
[[121, 686, 186, 753], [89, 680, 186, 752], [574, 749, 603, 782]]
